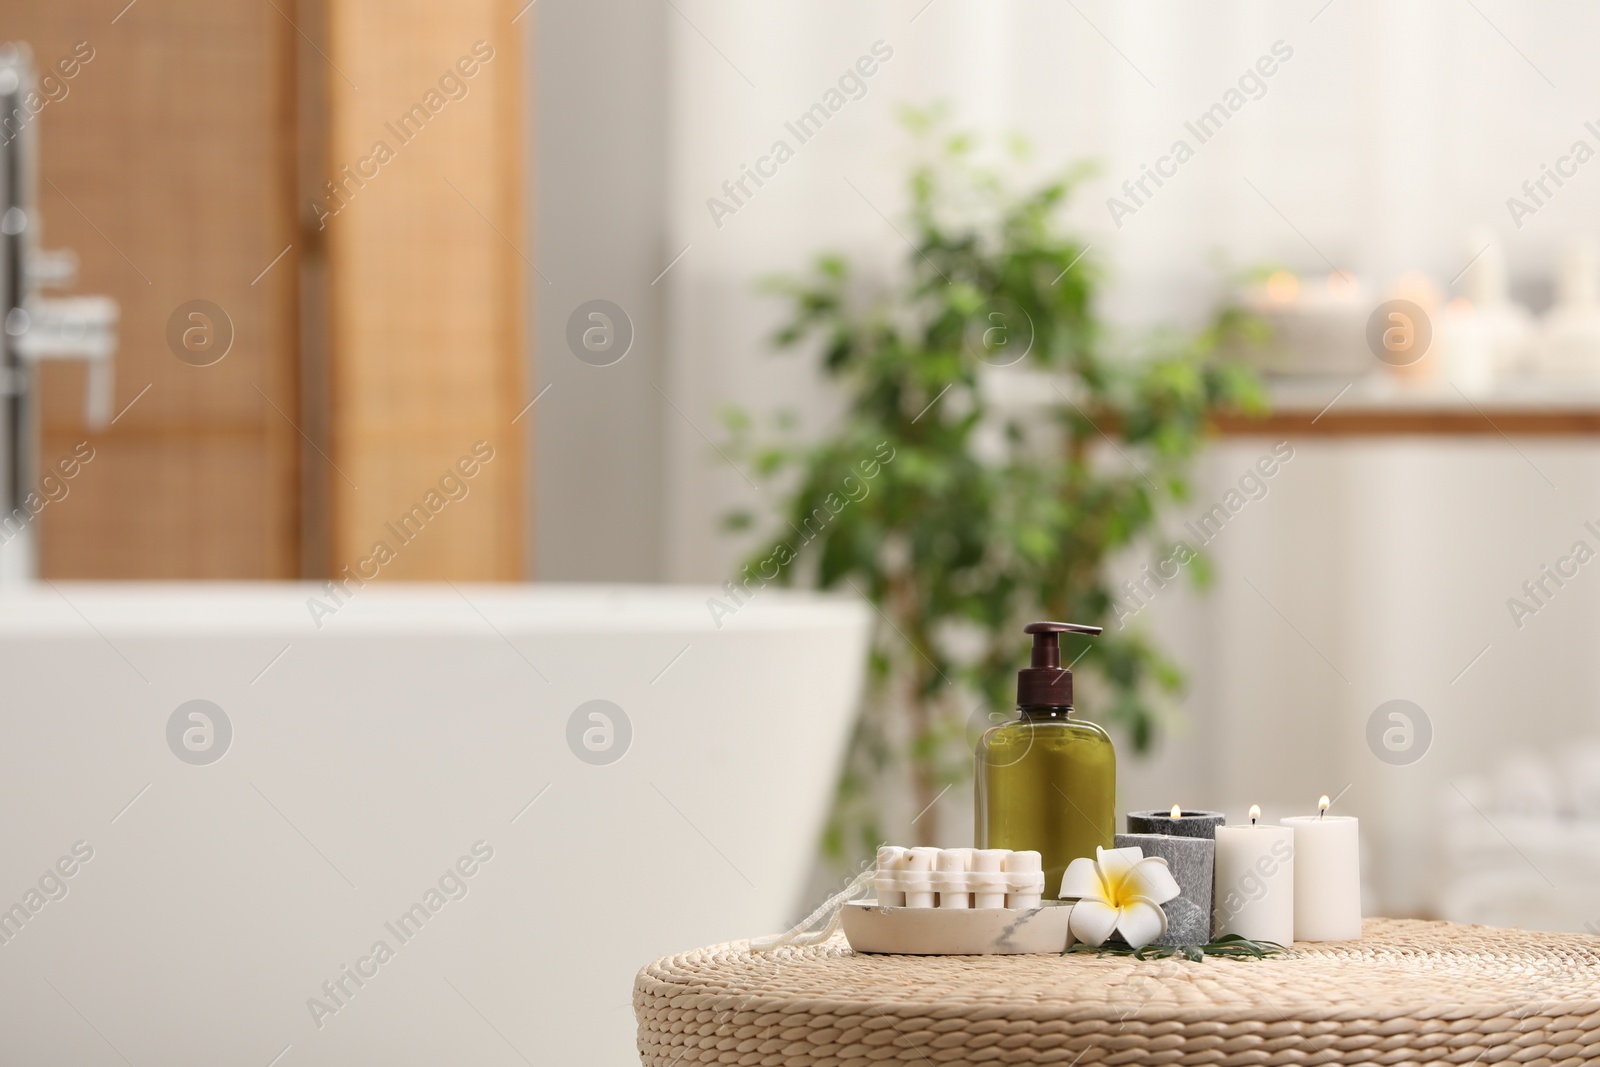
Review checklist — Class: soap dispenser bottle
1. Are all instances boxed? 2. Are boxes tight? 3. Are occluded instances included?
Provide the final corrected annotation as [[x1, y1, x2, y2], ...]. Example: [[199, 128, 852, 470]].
[[974, 621, 1114, 897]]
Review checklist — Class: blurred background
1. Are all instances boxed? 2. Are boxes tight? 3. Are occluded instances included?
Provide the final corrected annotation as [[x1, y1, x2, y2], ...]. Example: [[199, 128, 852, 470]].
[[3, 1, 1600, 1064]]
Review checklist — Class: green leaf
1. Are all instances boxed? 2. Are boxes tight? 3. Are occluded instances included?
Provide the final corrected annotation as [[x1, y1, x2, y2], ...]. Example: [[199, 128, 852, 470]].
[[1064, 936, 1291, 962]]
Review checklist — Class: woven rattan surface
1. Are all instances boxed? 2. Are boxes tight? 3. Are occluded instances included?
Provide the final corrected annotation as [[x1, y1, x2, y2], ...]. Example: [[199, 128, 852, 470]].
[[634, 919, 1600, 1066]]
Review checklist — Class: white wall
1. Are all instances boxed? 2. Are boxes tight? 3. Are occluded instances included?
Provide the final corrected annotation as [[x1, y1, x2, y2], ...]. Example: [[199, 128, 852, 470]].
[[533, 0, 671, 580]]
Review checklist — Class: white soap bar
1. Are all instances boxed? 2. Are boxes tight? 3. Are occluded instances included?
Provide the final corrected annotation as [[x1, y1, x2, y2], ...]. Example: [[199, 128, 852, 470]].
[[875, 845, 907, 908], [936, 848, 972, 909], [971, 849, 1008, 909], [1003, 850, 1043, 909], [904, 847, 939, 908]]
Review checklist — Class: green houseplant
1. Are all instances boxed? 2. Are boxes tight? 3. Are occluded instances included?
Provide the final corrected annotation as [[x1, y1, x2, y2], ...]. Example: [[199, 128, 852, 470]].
[[723, 111, 1264, 864]]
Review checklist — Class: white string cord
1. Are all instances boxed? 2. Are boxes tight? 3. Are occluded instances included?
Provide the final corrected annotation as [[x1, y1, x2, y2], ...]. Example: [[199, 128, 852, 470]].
[[750, 867, 876, 953]]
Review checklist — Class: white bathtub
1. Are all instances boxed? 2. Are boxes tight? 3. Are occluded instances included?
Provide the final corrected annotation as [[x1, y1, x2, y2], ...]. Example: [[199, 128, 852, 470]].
[[0, 582, 869, 1067]]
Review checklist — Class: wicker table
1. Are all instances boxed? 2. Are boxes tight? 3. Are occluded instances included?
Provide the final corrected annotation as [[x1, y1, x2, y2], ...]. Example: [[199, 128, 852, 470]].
[[635, 919, 1600, 1066]]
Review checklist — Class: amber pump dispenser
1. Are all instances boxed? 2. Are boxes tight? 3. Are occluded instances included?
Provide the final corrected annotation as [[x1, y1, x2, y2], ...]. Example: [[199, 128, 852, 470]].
[[974, 621, 1115, 899]]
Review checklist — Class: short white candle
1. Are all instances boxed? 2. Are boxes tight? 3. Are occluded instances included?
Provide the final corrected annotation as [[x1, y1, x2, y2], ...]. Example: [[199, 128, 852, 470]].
[[1283, 796, 1361, 941], [1212, 805, 1295, 944]]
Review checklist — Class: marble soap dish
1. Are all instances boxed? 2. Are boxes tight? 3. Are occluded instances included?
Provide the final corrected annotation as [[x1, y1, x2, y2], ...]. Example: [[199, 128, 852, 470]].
[[842, 846, 1076, 955], [841, 899, 1076, 955]]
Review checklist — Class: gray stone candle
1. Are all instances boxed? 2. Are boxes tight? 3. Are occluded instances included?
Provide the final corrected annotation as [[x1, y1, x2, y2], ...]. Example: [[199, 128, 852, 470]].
[[1115, 832, 1214, 946], [1127, 808, 1226, 839]]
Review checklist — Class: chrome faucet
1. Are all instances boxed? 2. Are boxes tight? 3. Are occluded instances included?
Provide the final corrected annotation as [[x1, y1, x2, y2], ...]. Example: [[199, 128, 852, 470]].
[[0, 43, 117, 584]]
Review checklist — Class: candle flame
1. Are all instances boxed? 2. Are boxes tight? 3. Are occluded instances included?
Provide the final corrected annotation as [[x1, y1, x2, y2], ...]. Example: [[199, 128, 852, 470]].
[[1248, 804, 1261, 825], [1318, 794, 1330, 817], [1265, 270, 1299, 303], [1170, 804, 1182, 819]]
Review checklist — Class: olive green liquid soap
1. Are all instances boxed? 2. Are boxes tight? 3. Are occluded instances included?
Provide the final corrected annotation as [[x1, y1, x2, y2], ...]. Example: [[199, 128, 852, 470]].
[[975, 622, 1115, 897]]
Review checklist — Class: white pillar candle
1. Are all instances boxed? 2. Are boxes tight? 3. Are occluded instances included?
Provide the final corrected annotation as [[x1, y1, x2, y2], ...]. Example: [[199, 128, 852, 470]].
[[1283, 797, 1361, 941], [904, 847, 938, 908], [1212, 805, 1295, 944], [936, 848, 972, 908], [875, 846, 907, 907], [971, 849, 1008, 909], [1003, 849, 1042, 909]]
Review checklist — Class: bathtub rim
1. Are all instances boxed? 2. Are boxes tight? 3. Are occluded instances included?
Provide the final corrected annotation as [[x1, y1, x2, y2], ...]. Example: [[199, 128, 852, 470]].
[[0, 581, 872, 637]]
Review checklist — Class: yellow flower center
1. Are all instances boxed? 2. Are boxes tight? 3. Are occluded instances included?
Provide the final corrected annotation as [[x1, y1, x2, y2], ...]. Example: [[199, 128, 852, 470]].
[[1099, 866, 1136, 908]]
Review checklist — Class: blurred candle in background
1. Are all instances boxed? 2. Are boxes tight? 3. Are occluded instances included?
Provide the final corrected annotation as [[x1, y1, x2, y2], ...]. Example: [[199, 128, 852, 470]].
[[1212, 805, 1295, 944], [1283, 796, 1362, 942], [1238, 268, 1371, 379]]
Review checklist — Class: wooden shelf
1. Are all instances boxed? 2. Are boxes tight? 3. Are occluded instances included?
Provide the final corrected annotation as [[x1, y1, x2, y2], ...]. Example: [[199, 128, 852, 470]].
[[1215, 407, 1600, 436], [1214, 378, 1600, 437]]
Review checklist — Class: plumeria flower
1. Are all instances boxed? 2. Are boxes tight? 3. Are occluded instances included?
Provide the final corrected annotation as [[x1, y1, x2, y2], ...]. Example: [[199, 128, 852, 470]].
[[1057, 845, 1181, 950]]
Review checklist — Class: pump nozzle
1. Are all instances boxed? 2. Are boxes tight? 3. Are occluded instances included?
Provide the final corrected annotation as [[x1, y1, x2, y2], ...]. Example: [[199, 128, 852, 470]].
[[1017, 621, 1103, 708]]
